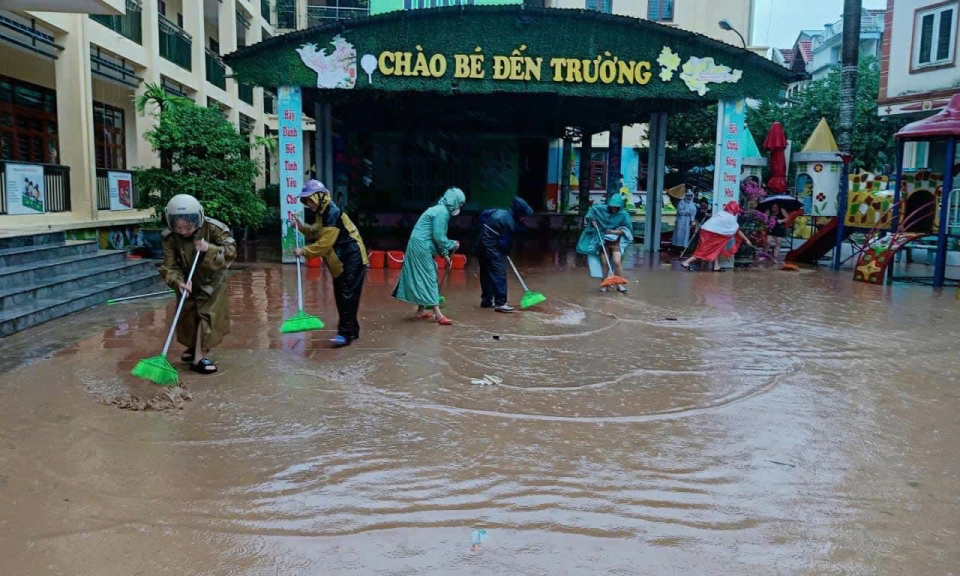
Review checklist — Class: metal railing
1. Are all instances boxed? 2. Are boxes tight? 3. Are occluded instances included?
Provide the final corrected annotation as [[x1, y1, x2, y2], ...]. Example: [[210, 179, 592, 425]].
[[306, 3, 368, 27], [812, 12, 884, 50], [158, 13, 192, 70], [205, 48, 227, 90], [95, 168, 140, 211], [238, 82, 254, 105], [0, 161, 71, 215], [0, 12, 63, 59], [90, 0, 143, 44], [276, 0, 296, 28]]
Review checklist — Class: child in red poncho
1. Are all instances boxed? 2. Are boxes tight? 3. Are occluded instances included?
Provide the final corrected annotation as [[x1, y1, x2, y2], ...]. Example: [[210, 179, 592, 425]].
[[681, 201, 754, 272]]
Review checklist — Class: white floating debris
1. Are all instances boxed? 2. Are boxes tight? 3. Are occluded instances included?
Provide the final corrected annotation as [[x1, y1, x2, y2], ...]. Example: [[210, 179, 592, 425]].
[[471, 375, 501, 386]]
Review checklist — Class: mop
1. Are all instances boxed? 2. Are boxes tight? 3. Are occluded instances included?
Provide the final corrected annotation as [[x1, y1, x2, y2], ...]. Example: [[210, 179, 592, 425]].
[[280, 230, 325, 333], [131, 251, 201, 387], [106, 289, 173, 305], [506, 256, 546, 309], [594, 223, 628, 288]]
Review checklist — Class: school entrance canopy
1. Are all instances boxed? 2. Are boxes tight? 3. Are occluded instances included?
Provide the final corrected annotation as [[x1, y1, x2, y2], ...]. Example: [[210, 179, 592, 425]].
[[225, 5, 798, 257]]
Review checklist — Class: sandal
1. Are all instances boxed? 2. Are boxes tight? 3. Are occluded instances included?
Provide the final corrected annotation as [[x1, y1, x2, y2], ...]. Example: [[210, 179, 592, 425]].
[[680, 263, 692, 271], [181, 350, 195, 363], [416, 312, 435, 321], [436, 317, 453, 326], [189, 358, 218, 374]]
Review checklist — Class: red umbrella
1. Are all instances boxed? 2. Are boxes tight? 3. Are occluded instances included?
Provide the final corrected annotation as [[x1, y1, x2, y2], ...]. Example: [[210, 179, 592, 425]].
[[763, 122, 788, 194]]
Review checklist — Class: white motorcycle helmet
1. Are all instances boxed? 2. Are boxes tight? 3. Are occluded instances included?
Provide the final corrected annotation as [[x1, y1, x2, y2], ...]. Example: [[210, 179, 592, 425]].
[[165, 194, 204, 235]]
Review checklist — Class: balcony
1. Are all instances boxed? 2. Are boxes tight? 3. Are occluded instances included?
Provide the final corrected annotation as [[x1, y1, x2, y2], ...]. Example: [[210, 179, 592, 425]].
[[95, 168, 141, 210], [238, 82, 254, 105], [158, 13, 191, 71], [0, 161, 71, 215], [205, 49, 227, 90], [90, 0, 142, 44], [306, 1, 368, 27], [261, 0, 273, 25]]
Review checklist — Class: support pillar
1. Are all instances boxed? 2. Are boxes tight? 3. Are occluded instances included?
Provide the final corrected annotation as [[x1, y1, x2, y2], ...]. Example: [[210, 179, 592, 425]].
[[560, 137, 572, 213], [54, 22, 97, 220], [578, 132, 592, 214], [888, 139, 905, 285], [606, 123, 622, 200], [183, 0, 206, 104], [643, 113, 667, 252], [219, 0, 240, 126], [933, 136, 956, 288], [314, 102, 333, 186]]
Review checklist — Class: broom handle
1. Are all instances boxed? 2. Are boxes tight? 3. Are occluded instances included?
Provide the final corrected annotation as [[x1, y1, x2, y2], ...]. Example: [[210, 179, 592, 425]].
[[295, 228, 304, 311], [161, 249, 202, 358], [506, 256, 530, 292], [108, 289, 172, 304], [594, 223, 615, 272], [679, 226, 702, 259]]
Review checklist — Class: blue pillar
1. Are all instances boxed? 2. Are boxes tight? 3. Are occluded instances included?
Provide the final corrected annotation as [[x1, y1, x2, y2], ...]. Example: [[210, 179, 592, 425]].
[[891, 140, 905, 234], [888, 139, 905, 285], [833, 159, 850, 270], [933, 136, 956, 287]]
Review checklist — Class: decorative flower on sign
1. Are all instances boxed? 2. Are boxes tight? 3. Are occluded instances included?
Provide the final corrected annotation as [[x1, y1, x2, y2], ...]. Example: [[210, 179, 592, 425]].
[[814, 163, 823, 173], [657, 47, 681, 82], [816, 192, 826, 202], [679, 56, 742, 96], [296, 35, 357, 89]]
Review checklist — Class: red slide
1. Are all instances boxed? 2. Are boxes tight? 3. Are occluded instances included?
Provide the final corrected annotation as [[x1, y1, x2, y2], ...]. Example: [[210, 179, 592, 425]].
[[785, 217, 854, 264]]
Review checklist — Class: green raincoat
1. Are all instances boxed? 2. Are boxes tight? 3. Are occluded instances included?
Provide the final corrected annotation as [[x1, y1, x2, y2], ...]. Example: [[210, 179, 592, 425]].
[[392, 188, 465, 307], [576, 194, 634, 255]]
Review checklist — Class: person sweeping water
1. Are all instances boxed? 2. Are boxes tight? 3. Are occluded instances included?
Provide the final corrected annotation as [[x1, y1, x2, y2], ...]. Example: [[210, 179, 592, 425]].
[[393, 187, 465, 325], [293, 180, 369, 347], [577, 193, 633, 292], [158, 194, 236, 375], [474, 196, 534, 313], [681, 201, 754, 272]]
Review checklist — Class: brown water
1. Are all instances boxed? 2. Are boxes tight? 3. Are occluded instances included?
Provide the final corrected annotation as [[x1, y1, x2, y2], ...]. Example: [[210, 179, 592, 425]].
[[2, 252, 959, 575]]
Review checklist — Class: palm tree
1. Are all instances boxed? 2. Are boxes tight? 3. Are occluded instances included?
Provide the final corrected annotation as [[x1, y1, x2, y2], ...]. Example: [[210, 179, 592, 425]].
[[133, 83, 192, 171], [833, 0, 862, 269]]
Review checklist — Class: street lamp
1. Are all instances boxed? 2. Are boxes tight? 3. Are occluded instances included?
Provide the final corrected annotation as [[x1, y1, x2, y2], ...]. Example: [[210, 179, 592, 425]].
[[718, 19, 746, 48]]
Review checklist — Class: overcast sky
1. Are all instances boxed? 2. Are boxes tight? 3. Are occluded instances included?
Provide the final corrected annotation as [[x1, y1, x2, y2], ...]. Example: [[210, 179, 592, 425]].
[[751, 0, 887, 48]]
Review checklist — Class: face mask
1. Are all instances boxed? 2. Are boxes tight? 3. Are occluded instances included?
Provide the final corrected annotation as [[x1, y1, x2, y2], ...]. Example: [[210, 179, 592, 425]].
[[452, 208, 461, 216]]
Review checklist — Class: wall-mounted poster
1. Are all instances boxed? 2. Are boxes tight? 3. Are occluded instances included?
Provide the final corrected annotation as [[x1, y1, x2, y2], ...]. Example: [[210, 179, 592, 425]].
[[108, 171, 133, 211], [5, 163, 45, 214]]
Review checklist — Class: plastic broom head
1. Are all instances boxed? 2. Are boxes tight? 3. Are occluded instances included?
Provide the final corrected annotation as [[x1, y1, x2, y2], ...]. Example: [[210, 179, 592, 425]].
[[601, 275, 629, 287], [131, 355, 179, 387], [438, 295, 446, 307], [520, 290, 546, 309], [280, 310, 325, 333]]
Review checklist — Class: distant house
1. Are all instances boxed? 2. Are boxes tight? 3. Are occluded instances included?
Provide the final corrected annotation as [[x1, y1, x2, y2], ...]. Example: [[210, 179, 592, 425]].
[[809, 9, 885, 81], [878, 0, 960, 119], [782, 30, 822, 97]]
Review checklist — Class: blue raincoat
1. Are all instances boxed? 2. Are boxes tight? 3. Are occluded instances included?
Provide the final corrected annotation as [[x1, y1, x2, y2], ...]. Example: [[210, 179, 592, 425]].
[[475, 197, 534, 306], [392, 188, 465, 307], [576, 194, 634, 256]]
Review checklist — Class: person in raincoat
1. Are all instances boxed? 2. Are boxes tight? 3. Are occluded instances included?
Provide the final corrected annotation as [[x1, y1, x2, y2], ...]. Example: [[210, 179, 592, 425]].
[[158, 194, 236, 374], [576, 193, 634, 292], [393, 187, 465, 325], [474, 196, 534, 313], [293, 180, 369, 347], [681, 201, 754, 272], [673, 191, 697, 249]]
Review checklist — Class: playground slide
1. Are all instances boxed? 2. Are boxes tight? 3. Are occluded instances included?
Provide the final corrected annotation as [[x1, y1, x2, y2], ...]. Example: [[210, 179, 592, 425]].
[[853, 233, 924, 284], [785, 217, 853, 264]]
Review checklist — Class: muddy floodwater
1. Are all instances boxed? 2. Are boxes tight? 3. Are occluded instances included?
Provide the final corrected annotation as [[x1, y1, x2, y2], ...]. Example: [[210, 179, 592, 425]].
[[1, 251, 959, 575]]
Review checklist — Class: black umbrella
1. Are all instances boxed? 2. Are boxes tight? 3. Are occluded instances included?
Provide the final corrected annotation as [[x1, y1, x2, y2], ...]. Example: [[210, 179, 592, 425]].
[[756, 195, 803, 213]]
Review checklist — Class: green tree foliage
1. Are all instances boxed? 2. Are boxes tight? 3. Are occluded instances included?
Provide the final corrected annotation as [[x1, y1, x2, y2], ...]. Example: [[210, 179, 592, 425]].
[[134, 85, 267, 231], [747, 56, 907, 173]]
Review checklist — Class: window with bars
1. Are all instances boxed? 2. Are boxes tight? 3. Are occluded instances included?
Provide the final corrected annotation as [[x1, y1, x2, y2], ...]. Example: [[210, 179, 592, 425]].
[[586, 0, 612, 13], [648, 0, 674, 22], [0, 75, 59, 165], [93, 101, 125, 170], [404, 0, 474, 7], [913, 3, 957, 69]]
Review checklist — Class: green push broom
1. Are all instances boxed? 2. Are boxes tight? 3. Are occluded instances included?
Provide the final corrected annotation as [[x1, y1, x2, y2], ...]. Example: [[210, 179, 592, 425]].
[[131, 250, 201, 387], [438, 256, 452, 307], [280, 229, 324, 333], [506, 256, 546, 309]]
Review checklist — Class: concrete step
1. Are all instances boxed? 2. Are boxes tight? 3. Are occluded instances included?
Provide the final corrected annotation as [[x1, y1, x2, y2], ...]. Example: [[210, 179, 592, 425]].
[[0, 269, 164, 337], [0, 240, 99, 268], [0, 231, 65, 251], [0, 259, 157, 313], [0, 249, 128, 290]]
